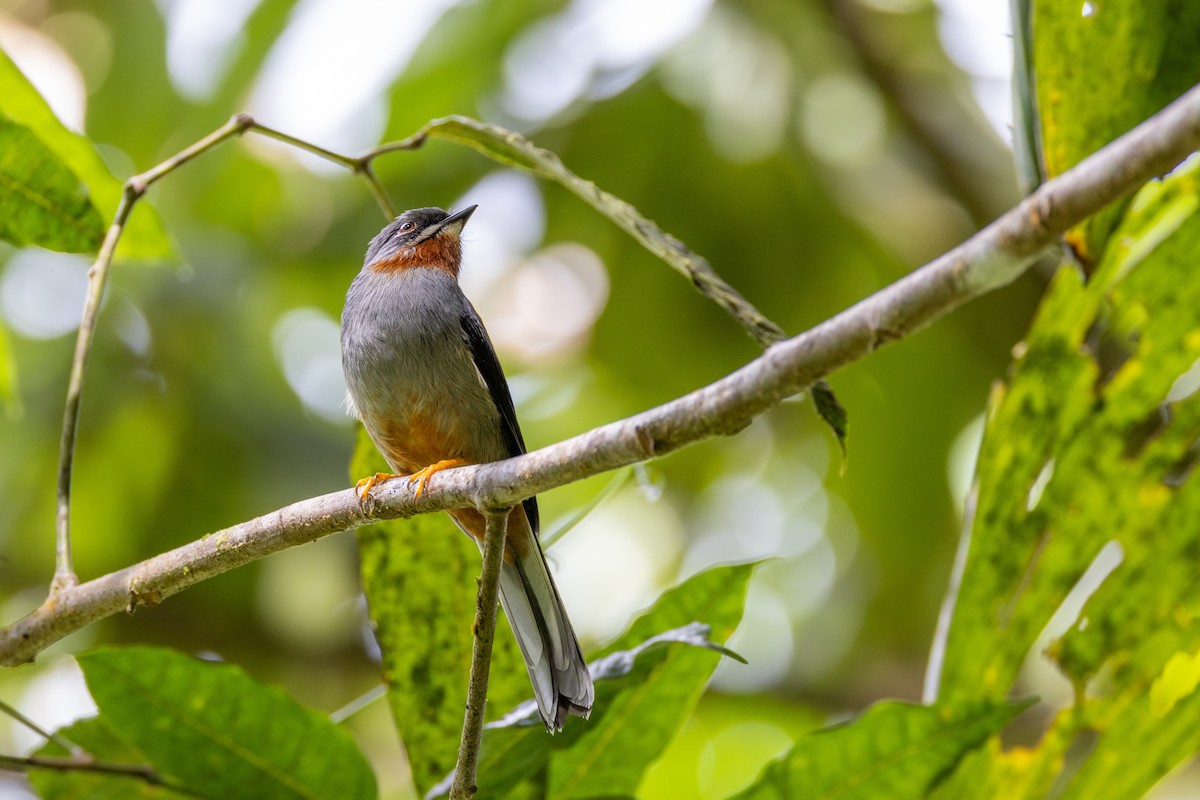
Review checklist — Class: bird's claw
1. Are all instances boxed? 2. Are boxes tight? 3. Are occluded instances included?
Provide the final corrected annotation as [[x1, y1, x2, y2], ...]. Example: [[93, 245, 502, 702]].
[[406, 458, 467, 500], [355, 472, 402, 505]]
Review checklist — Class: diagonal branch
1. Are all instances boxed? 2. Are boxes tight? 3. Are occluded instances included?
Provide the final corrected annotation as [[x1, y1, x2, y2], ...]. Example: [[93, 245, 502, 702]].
[[0, 752, 202, 798], [8, 80, 1200, 666]]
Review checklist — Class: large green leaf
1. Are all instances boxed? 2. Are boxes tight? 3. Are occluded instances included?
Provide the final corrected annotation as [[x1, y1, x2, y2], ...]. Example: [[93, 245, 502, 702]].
[[731, 699, 1032, 800], [31, 716, 194, 799], [0, 112, 103, 252], [930, 155, 1200, 797], [351, 426, 527, 797], [1028, 0, 1200, 264], [76, 646, 377, 800], [427, 561, 756, 799], [0, 48, 172, 260]]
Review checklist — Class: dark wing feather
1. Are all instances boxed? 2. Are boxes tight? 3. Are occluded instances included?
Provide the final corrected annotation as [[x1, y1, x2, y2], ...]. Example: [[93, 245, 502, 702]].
[[460, 300, 540, 535]]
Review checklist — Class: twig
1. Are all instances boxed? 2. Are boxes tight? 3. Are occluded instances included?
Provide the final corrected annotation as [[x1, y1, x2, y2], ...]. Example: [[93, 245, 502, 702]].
[[450, 509, 509, 800], [0, 700, 80, 757], [328, 684, 388, 724], [51, 114, 401, 593], [0, 752, 202, 797], [21, 81, 1200, 664], [54, 114, 254, 591]]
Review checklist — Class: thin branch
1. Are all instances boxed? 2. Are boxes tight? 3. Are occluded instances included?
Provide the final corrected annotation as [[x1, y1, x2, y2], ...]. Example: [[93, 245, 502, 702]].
[[0, 752, 202, 797], [51, 114, 398, 594], [328, 684, 387, 725], [54, 114, 254, 591], [0, 700, 80, 757], [451, 509, 509, 800], [9, 80, 1200, 666]]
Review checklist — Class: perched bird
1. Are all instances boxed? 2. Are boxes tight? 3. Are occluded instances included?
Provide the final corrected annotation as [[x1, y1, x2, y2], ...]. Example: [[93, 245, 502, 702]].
[[340, 205, 594, 731]]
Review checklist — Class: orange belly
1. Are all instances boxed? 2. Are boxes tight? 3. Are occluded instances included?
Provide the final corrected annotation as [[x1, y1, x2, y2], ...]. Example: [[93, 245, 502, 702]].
[[375, 407, 466, 475]]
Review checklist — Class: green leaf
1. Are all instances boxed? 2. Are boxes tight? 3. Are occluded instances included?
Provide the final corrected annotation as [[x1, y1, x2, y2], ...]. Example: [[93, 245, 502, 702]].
[[428, 561, 756, 799], [1029, 0, 1200, 264], [0, 48, 172, 260], [934, 157, 1200, 700], [31, 716, 193, 799], [731, 699, 1033, 800], [76, 646, 377, 800], [351, 426, 527, 798], [426, 623, 741, 799], [930, 157, 1200, 797], [812, 380, 848, 464], [0, 112, 104, 252]]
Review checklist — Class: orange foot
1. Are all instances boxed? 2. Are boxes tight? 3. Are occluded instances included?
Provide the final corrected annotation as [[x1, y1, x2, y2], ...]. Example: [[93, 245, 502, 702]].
[[407, 458, 467, 499], [355, 472, 403, 503]]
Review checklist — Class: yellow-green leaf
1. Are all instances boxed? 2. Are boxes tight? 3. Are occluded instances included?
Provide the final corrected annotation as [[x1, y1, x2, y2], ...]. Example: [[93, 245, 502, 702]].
[[0, 112, 104, 252], [0, 48, 172, 261]]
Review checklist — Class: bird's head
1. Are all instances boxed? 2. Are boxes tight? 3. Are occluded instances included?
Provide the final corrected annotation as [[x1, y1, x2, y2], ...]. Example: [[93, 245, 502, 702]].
[[364, 205, 477, 277]]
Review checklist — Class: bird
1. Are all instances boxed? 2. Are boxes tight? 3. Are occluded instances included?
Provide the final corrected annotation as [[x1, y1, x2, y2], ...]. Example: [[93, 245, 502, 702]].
[[340, 204, 594, 732]]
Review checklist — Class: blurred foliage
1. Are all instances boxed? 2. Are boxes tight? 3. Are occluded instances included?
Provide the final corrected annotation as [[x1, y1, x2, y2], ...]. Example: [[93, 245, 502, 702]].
[[4, 0, 1199, 797]]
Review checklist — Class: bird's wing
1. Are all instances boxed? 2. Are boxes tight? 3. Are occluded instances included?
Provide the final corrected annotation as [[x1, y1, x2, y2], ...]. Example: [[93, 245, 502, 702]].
[[460, 299, 540, 534]]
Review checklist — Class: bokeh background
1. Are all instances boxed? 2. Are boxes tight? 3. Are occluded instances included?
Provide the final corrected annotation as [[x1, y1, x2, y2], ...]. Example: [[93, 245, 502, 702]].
[[0, 0, 1108, 796]]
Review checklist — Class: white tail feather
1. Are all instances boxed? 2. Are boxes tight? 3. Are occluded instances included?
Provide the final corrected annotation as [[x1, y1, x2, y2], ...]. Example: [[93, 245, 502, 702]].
[[497, 547, 594, 732]]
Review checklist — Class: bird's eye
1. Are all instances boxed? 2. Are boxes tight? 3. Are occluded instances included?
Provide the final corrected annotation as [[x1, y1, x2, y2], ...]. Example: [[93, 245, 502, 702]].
[[400, 221, 416, 232]]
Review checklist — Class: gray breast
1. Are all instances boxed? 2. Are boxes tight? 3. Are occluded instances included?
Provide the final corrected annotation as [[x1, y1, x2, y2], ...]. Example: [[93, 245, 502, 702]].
[[340, 266, 504, 457]]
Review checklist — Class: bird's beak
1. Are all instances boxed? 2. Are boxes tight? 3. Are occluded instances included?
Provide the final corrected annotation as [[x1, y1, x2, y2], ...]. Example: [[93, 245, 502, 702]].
[[439, 205, 478, 236]]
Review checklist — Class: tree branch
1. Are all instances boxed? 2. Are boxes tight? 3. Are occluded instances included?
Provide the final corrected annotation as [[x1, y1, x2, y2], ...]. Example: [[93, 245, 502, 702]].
[[0, 700, 80, 758], [451, 509, 508, 800], [12, 81, 1200, 666], [0, 752, 201, 797]]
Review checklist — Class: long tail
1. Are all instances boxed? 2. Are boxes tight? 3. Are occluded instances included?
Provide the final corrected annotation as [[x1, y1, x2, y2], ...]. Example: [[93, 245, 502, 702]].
[[497, 540, 593, 731], [448, 505, 593, 731]]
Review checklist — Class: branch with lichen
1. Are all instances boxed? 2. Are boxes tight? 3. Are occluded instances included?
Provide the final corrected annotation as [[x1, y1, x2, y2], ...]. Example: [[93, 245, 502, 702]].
[[450, 509, 509, 800], [9, 79, 1200, 667]]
